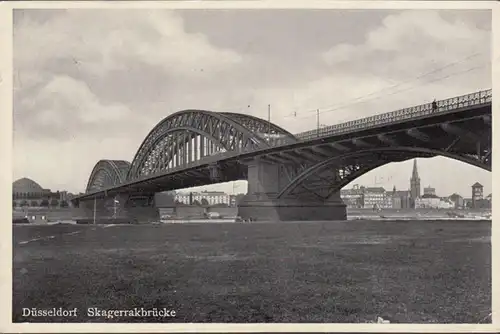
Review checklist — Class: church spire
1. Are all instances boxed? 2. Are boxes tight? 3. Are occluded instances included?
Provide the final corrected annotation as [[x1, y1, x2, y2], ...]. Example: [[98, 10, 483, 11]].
[[412, 159, 419, 179], [410, 159, 421, 205]]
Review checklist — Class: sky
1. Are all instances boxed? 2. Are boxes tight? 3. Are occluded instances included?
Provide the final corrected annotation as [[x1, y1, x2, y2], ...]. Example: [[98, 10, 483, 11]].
[[12, 8, 492, 198]]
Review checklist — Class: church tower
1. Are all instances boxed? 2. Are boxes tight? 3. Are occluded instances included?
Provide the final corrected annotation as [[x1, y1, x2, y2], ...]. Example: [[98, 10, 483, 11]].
[[410, 159, 421, 206]]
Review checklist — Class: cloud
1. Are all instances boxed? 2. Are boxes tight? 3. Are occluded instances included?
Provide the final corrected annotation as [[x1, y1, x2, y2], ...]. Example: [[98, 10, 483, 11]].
[[14, 75, 141, 141], [14, 9, 242, 78], [322, 10, 491, 80], [13, 9, 244, 140]]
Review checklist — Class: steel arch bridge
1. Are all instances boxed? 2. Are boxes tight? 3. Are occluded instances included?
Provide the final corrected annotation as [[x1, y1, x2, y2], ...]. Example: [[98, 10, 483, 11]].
[[276, 146, 491, 201], [85, 110, 297, 193], [81, 89, 492, 202], [85, 160, 131, 193]]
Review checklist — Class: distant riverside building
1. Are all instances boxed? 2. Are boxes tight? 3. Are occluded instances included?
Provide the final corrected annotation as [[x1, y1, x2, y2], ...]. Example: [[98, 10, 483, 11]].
[[415, 194, 454, 209], [13, 178, 50, 201], [391, 187, 411, 209], [448, 193, 465, 209], [469, 182, 491, 209], [471, 182, 483, 209], [175, 190, 230, 206], [423, 186, 436, 196], [12, 178, 72, 208], [340, 184, 364, 208], [175, 193, 190, 204], [362, 187, 392, 209], [409, 159, 421, 208], [341, 185, 391, 209], [486, 193, 492, 203]]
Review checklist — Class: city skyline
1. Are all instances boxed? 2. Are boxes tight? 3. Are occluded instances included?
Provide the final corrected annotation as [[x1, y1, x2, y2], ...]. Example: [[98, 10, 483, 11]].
[[13, 160, 489, 200], [13, 9, 491, 196]]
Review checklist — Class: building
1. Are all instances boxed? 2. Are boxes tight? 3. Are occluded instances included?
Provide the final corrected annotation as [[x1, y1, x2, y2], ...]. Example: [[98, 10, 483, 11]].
[[423, 186, 436, 196], [12, 178, 69, 207], [463, 198, 473, 209], [448, 193, 465, 209], [410, 159, 421, 207], [13, 178, 50, 202], [175, 192, 190, 205], [391, 187, 412, 209], [415, 194, 454, 209], [486, 193, 492, 204], [471, 182, 484, 209], [340, 184, 364, 208], [175, 190, 230, 206], [362, 187, 391, 209]]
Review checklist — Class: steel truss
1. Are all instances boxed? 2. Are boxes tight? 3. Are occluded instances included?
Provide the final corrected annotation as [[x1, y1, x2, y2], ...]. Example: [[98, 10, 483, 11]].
[[86, 160, 131, 193], [277, 146, 492, 200], [126, 110, 296, 180]]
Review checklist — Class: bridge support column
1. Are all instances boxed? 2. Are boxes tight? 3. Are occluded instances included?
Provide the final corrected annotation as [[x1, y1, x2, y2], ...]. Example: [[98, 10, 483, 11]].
[[237, 158, 346, 222], [117, 193, 160, 223], [73, 193, 159, 223], [72, 197, 110, 222]]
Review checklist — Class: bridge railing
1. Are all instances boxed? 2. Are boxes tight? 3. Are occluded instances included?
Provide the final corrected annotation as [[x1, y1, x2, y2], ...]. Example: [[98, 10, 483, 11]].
[[293, 89, 492, 141], [139, 89, 492, 157]]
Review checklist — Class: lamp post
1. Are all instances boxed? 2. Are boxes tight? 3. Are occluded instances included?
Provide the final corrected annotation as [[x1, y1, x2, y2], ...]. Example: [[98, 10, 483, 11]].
[[316, 109, 320, 137], [113, 197, 120, 219], [267, 104, 271, 141], [93, 196, 96, 225]]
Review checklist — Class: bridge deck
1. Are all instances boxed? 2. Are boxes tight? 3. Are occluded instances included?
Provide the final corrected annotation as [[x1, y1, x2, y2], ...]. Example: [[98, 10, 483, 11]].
[[75, 89, 491, 201]]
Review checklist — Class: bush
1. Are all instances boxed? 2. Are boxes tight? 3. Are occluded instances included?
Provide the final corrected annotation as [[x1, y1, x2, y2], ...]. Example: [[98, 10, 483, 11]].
[[40, 199, 50, 207], [50, 199, 59, 207], [30, 200, 38, 207], [60, 200, 69, 208]]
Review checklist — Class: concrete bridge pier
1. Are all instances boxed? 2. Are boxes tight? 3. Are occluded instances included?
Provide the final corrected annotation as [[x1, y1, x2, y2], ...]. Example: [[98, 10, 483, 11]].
[[74, 196, 114, 220], [121, 193, 160, 223], [74, 193, 159, 223], [237, 158, 347, 221]]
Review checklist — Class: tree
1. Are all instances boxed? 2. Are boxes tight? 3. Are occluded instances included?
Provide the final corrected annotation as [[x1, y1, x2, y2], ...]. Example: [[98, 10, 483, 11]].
[[60, 200, 69, 208], [30, 200, 38, 207], [201, 198, 209, 206], [193, 200, 201, 206], [40, 199, 49, 207], [50, 199, 59, 207]]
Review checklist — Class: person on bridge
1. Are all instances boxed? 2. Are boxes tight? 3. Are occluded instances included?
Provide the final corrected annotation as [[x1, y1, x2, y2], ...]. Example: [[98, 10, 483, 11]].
[[432, 99, 438, 112]]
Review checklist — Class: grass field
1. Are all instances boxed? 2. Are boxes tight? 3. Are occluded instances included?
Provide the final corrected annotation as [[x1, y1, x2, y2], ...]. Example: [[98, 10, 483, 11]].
[[13, 220, 491, 323]]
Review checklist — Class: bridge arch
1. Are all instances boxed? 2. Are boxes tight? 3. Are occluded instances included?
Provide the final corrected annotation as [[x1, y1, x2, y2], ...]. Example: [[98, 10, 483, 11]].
[[220, 112, 297, 141], [277, 146, 491, 200], [126, 110, 294, 180], [86, 160, 131, 193]]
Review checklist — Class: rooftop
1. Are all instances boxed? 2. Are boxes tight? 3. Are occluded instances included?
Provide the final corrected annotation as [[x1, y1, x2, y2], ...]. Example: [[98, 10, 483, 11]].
[[12, 178, 44, 193], [364, 187, 386, 193]]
